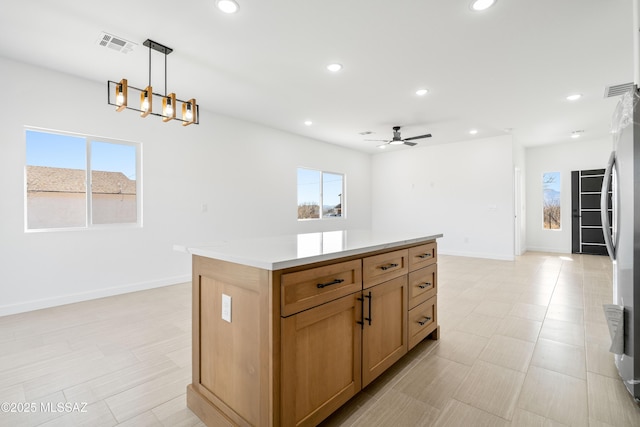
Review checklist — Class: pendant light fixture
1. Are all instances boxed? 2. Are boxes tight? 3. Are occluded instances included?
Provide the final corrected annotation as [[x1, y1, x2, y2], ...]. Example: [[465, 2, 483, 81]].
[[108, 39, 198, 126]]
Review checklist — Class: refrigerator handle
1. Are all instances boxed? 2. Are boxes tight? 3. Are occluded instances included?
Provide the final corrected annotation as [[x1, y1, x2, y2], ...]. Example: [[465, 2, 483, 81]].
[[601, 151, 616, 261]]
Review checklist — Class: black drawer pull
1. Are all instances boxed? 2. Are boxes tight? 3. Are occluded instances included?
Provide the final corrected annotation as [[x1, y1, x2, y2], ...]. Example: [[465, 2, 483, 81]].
[[417, 253, 432, 259], [317, 279, 344, 289], [418, 282, 431, 289], [418, 316, 432, 326], [380, 263, 398, 271]]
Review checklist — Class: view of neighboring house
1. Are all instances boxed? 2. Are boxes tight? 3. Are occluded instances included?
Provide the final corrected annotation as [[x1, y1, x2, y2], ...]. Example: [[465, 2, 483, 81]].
[[26, 165, 137, 229]]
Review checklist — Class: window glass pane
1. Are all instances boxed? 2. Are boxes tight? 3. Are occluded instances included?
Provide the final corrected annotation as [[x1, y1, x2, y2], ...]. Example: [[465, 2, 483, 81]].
[[543, 172, 561, 229], [90, 141, 137, 224], [25, 130, 87, 229], [322, 172, 343, 217], [297, 168, 321, 219]]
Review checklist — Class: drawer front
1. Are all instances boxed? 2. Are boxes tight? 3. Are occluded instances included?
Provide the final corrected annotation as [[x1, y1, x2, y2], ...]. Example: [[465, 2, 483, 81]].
[[408, 264, 437, 309], [408, 242, 437, 271], [281, 259, 362, 316], [408, 295, 437, 350], [362, 249, 408, 289]]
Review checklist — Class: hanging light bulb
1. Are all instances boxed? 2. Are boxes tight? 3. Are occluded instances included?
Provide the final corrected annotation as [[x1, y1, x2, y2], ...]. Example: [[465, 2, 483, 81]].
[[140, 86, 153, 117], [182, 99, 196, 126], [115, 79, 128, 112], [162, 93, 176, 122]]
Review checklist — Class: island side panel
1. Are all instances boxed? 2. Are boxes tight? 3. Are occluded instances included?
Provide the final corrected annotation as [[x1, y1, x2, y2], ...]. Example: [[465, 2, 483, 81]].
[[190, 255, 277, 426]]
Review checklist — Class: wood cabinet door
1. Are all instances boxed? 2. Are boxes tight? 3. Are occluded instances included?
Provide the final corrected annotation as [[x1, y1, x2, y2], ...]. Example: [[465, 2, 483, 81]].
[[362, 275, 408, 387], [281, 293, 362, 427]]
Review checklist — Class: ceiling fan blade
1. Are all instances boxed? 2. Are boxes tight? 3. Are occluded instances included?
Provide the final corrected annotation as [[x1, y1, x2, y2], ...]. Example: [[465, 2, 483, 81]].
[[403, 141, 418, 146], [365, 139, 390, 142], [403, 133, 432, 141]]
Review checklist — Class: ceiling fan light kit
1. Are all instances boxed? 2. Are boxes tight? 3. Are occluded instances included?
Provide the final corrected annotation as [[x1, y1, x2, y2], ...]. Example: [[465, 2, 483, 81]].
[[366, 126, 432, 147], [108, 39, 199, 126]]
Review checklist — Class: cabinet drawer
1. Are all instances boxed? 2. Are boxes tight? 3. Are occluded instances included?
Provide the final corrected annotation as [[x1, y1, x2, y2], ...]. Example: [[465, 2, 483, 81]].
[[408, 264, 437, 309], [408, 295, 437, 350], [408, 242, 437, 272], [363, 249, 408, 289], [281, 259, 362, 316]]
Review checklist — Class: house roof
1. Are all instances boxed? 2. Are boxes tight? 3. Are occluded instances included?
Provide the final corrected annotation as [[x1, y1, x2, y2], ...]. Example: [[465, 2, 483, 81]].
[[26, 166, 136, 195]]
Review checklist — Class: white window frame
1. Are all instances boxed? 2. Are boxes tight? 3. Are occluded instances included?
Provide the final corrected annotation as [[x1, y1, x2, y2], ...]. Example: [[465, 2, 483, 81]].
[[297, 167, 345, 221], [24, 127, 142, 232]]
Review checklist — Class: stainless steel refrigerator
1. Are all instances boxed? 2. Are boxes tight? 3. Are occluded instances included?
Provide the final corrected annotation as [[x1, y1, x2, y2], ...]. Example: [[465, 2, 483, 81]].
[[601, 87, 640, 401]]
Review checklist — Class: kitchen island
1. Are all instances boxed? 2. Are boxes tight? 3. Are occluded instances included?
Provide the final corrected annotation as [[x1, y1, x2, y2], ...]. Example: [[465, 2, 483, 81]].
[[184, 230, 442, 427]]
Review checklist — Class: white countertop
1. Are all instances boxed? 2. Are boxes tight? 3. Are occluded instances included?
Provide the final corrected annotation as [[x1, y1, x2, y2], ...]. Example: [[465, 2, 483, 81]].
[[179, 230, 443, 270]]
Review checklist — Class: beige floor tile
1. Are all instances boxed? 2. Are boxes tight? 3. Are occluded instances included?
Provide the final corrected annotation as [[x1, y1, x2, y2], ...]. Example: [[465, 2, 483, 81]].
[[496, 316, 542, 343], [587, 372, 640, 427], [472, 300, 514, 318], [510, 408, 570, 426], [539, 319, 585, 347], [347, 389, 440, 427], [530, 338, 586, 380], [545, 305, 584, 324], [432, 330, 488, 366], [478, 334, 535, 372], [585, 321, 611, 347], [453, 313, 501, 338], [509, 303, 547, 322], [517, 366, 588, 426], [37, 400, 119, 427], [518, 291, 553, 306], [453, 360, 525, 420], [585, 341, 618, 379], [394, 355, 470, 410], [151, 395, 207, 427], [105, 366, 191, 422], [433, 399, 509, 427]]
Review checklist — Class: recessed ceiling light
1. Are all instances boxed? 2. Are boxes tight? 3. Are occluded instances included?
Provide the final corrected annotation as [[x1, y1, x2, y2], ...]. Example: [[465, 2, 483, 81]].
[[571, 130, 583, 139], [470, 0, 497, 11], [216, 0, 239, 14], [327, 63, 343, 72], [304, 120, 313, 126], [416, 89, 429, 96], [469, 129, 478, 135], [566, 93, 582, 101]]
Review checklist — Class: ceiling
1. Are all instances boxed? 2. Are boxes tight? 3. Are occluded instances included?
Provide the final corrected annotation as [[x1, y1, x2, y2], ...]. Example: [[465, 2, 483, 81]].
[[0, 0, 634, 153]]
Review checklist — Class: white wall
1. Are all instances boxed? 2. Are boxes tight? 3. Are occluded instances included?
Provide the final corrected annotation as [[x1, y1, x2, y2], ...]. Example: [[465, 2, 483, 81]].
[[525, 138, 612, 253], [513, 139, 527, 255], [371, 135, 515, 260], [0, 56, 372, 315]]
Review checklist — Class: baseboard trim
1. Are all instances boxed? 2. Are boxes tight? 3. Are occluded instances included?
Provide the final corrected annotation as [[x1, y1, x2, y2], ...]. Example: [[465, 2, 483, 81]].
[[0, 274, 191, 317], [438, 250, 515, 261]]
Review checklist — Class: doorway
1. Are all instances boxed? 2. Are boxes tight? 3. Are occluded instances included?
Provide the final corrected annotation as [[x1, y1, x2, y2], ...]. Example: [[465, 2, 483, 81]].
[[570, 168, 612, 255]]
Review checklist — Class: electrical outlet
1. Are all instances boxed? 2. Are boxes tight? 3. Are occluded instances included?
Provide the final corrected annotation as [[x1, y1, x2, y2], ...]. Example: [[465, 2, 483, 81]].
[[221, 294, 231, 323]]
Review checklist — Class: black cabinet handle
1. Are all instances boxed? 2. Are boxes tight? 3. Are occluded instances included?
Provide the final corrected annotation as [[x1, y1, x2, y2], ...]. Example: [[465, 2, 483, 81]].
[[418, 282, 431, 289], [365, 292, 372, 325], [380, 263, 398, 271], [417, 253, 432, 259], [317, 279, 344, 289], [418, 316, 432, 326]]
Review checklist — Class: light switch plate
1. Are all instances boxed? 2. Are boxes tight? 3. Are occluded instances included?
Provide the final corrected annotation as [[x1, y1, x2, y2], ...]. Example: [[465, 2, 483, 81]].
[[222, 294, 232, 323]]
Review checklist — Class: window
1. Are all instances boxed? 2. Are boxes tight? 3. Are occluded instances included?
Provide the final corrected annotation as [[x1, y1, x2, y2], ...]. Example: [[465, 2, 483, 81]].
[[543, 172, 561, 229], [297, 168, 344, 220], [25, 128, 141, 231]]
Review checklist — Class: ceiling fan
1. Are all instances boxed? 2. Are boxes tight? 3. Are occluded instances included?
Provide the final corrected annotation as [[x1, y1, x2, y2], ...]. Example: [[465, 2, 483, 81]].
[[367, 126, 432, 147]]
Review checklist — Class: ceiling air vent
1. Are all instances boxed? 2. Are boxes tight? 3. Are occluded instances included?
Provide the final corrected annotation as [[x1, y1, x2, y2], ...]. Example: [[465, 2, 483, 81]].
[[604, 82, 634, 98], [96, 32, 137, 54]]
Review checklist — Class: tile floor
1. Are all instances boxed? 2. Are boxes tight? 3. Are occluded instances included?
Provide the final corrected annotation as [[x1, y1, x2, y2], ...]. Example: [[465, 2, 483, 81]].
[[1, 252, 639, 426]]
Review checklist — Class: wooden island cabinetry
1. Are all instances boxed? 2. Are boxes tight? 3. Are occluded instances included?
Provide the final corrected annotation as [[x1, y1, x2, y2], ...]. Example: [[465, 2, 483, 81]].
[[185, 231, 441, 427]]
